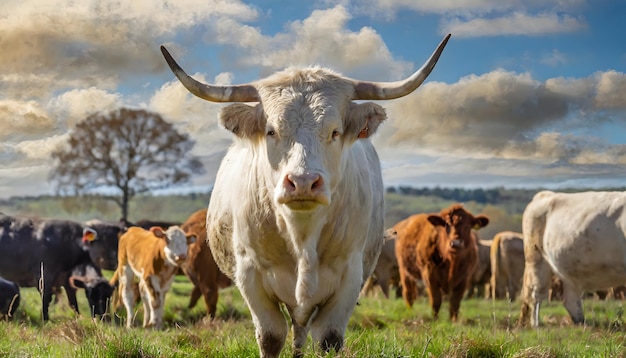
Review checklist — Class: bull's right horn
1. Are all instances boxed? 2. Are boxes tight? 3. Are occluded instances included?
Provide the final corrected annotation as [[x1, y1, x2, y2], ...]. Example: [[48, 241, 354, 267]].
[[351, 34, 451, 100], [160, 46, 260, 103]]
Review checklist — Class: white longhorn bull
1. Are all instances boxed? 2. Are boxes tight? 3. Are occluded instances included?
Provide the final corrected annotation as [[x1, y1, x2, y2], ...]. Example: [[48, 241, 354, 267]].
[[161, 34, 450, 357]]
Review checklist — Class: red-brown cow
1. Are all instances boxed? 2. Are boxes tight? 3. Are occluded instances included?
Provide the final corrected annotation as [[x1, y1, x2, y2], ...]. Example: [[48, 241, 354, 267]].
[[395, 204, 489, 321], [179, 209, 232, 318]]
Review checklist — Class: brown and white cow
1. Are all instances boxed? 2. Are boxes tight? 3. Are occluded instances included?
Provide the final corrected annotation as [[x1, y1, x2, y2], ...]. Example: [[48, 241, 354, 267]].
[[110, 226, 195, 329], [519, 190, 626, 327], [466, 239, 492, 299], [490, 231, 524, 301], [179, 208, 231, 318], [395, 205, 489, 321], [161, 34, 450, 357], [361, 229, 401, 299]]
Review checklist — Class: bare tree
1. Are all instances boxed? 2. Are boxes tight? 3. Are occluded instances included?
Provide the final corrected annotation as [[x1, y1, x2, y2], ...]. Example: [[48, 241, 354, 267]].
[[49, 108, 204, 220]]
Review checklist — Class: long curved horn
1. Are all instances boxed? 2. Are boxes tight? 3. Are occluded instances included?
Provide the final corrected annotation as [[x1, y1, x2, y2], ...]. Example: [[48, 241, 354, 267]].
[[351, 34, 451, 100], [160, 46, 260, 103]]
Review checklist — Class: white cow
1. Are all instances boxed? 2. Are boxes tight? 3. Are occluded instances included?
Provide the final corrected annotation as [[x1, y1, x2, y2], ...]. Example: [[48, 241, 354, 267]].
[[519, 190, 626, 327], [161, 34, 450, 357]]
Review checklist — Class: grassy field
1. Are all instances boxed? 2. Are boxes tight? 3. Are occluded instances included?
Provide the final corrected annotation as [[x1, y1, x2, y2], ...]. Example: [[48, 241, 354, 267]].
[[1, 273, 626, 358]]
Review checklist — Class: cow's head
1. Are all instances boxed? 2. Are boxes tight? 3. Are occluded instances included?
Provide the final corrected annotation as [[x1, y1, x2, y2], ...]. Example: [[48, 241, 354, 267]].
[[82, 223, 124, 271], [161, 35, 450, 213], [151, 226, 197, 266], [70, 275, 114, 318], [427, 204, 489, 255]]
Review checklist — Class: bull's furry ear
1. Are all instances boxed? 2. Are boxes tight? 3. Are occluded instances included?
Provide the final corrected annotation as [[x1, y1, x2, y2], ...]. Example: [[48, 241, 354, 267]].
[[473, 215, 489, 230], [345, 102, 386, 141], [219, 103, 265, 138], [427, 215, 446, 227]]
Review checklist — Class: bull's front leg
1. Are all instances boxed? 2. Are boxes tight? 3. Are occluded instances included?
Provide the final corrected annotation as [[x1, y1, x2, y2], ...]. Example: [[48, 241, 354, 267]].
[[236, 261, 288, 358], [310, 256, 362, 354]]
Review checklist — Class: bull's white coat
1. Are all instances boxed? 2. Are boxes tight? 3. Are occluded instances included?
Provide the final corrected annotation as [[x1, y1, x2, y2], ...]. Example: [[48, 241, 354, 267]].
[[162, 34, 451, 357], [520, 190, 626, 327], [206, 69, 386, 356]]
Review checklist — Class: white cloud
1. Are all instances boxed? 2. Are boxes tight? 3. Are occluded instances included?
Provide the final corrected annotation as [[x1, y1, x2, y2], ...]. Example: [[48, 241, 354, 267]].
[[46, 88, 123, 129], [441, 12, 586, 37]]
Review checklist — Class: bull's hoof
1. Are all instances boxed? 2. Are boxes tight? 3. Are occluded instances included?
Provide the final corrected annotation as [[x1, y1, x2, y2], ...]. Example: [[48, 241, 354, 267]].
[[320, 330, 343, 353]]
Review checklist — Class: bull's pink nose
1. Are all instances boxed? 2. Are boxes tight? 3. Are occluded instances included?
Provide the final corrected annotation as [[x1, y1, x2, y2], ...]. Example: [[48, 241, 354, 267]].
[[284, 173, 323, 195]]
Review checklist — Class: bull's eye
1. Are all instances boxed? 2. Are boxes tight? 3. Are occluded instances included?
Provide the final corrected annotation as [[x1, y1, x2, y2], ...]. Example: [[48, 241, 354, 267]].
[[331, 130, 340, 140], [267, 129, 276, 137]]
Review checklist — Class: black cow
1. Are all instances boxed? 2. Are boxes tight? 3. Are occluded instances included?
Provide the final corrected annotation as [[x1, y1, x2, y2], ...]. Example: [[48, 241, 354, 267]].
[[0, 213, 113, 321], [0, 276, 19, 320], [67, 264, 114, 318], [83, 220, 127, 271]]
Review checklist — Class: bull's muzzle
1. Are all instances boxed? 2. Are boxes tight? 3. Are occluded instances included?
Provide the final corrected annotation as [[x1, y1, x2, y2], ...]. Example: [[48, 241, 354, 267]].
[[450, 240, 464, 249], [277, 172, 330, 209]]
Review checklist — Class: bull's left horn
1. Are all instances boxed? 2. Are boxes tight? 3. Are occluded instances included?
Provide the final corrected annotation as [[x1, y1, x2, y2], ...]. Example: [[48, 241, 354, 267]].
[[160, 46, 260, 103], [351, 34, 451, 100]]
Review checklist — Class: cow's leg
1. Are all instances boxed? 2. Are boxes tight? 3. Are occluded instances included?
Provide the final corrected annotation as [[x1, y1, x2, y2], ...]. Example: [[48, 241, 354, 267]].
[[309, 257, 364, 355], [449, 282, 467, 322], [399, 269, 418, 307], [423, 271, 442, 320], [188, 286, 202, 309], [286, 307, 310, 358], [40, 281, 55, 322], [237, 267, 287, 358], [200, 284, 219, 319], [139, 281, 152, 328], [507, 276, 518, 302], [119, 266, 136, 328], [62, 277, 80, 314], [518, 255, 551, 327], [561, 281, 584, 324], [378, 272, 391, 299]]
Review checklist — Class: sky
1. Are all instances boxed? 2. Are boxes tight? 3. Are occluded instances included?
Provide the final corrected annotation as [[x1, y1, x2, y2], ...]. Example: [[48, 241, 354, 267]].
[[1, 0, 625, 199]]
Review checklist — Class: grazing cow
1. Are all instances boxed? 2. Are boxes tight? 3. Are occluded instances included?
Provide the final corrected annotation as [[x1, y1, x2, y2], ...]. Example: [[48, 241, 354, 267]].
[[466, 239, 492, 299], [490, 231, 525, 301], [0, 213, 113, 321], [361, 229, 401, 299], [66, 263, 114, 318], [161, 33, 450, 356], [110, 226, 196, 329], [395, 205, 489, 321], [519, 190, 626, 327], [179, 208, 232, 318], [0, 276, 20, 320]]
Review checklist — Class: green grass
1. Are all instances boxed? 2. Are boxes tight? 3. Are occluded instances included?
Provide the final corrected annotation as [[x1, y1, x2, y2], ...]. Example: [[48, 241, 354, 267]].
[[3, 278, 626, 357]]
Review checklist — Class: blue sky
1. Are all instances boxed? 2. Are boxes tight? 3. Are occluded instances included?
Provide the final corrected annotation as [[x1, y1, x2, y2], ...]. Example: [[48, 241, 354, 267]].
[[1, 0, 625, 198]]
